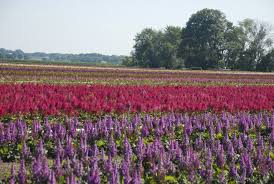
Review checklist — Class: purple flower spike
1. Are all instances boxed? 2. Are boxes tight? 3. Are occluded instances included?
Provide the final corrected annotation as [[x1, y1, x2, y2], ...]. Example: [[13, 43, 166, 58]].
[[9, 165, 16, 184], [49, 170, 57, 184], [18, 159, 27, 184]]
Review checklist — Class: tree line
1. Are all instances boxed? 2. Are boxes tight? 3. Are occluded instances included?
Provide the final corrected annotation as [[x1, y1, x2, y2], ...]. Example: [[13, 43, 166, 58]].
[[0, 48, 124, 65], [123, 9, 274, 72]]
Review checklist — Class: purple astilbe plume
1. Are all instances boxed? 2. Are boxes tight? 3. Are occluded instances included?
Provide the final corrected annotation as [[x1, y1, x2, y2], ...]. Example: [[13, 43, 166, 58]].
[[22, 141, 30, 159], [231, 133, 237, 147], [216, 120, 222, 134], [202, 148, 213, 183], [79, 131, 88, 159], [136, 138, 144, 162], [208, 121, 215, 139], [141, 124, 149, 137], [157, 147, 166, 178], [32, 156, 49, 182], [65, 135, 75, 158], [43, 118, 52, 140], [227, 142, 235, 162], [104, 154, 113, 174], [237, 136, 244, 152], [92, 144, 99, 158], [131, 170, 141, 184], [229, 161, 238, 180], [49, 170, 57, 184], [240, 115, 248, 133], [74, 160, 83, 177], [88, 159, 100, 184], [64, 158, 72, 175], [246, 136, 254, 152], [16, 120, 27, 141], [121, 159, 131, 184], [256, 146, 263, 165], [32, 120, 41, 138], [0, 122, 5, 143], [216, 145, 225, 168], [242, 151, 253, 177], [239, 153, 247, 183], [68, 117, 77, 138], [54, 152, 63, 177], [52, 123, 66, 141], [110, 161, 119, 184], [239, 166, 246, 184], [184, 118, 192, 135], [66, 173, 76, 184], [257, 134, 264, 149], [42, 156, 50, 179], [83, 121, 93, 134], [8, 122, 17, 142], [123, 137, 132, 161], [271, 127, 274, 143], [9, 165, 16, 184], [56, 139, 64, 159], [36, 139, 45, 157], [18, 159, 27, 184], [182, 148, 199, 183], [114, 124, 121, 139], [108, 137, 117, 157], [127, 123, 134, 136], [258, 154, 272, 176], [32, 157, 42, 180], [194, 135, 203, 150], [182, 132, 190, 149]]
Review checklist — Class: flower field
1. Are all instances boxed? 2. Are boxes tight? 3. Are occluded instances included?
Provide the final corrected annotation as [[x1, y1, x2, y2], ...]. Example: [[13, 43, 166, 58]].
[[0, 64, 273, 183], [1, 63, 274, 86]]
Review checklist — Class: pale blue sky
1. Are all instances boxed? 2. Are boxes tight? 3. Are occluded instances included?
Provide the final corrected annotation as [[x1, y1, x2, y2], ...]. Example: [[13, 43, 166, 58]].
[[0, 0, 274, 55]]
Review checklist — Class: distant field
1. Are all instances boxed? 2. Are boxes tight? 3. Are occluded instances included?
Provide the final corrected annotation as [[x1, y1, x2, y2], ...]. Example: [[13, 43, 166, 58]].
[[1, 62, 273, 86]]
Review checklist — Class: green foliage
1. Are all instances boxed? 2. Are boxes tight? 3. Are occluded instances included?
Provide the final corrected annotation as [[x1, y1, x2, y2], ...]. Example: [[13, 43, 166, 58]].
[[238, 19, 273, 71], [122, 56, 136, 67], [130, 9, 273, 72], [131, 26, 183, 69], [256, 49, 274, 72], [0, 48, 124, 65], [164, 175, 179, 184], [178, 9, 231, 69]]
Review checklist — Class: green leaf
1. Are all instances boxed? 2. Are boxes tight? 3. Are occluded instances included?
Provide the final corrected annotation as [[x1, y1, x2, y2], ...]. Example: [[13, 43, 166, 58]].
[[270, 152, 274, 160], [164, 175, 178, 184]]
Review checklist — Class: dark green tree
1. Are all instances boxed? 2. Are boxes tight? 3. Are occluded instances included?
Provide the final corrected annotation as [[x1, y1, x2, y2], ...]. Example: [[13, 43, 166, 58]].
[[256, 49, 274, 72], [132, 26, 182, 68], [160, 26, 183, 69], [132, 28, 161, 68], [178, 8, 231, 69], [222, 23, 246, 69]]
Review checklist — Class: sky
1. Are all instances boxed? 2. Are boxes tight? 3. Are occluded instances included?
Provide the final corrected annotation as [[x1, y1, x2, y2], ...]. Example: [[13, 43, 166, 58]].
[[0, 0, 274, 56]]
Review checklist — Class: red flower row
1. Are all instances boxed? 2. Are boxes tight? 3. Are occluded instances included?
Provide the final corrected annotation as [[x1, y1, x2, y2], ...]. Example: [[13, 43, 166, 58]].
[[0, 84, 273, 116]]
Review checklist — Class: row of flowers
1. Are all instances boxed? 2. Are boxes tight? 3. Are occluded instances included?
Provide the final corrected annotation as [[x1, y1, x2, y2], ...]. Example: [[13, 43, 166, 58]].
[[1, 65, 274, 85], [0, 112, 273, 183], [0, 84, 273, 117]]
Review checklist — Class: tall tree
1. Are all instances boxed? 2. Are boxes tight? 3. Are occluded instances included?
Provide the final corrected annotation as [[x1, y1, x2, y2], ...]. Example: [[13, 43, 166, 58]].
[[178, 8, 231, 69], [132, 26, 182, 68], [159, 26, 183, 69], [222, 23, 246, 69], [132, 28, 161, 68], [238, 19, 273, 70]]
